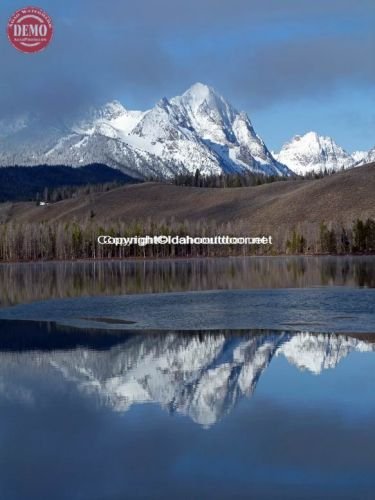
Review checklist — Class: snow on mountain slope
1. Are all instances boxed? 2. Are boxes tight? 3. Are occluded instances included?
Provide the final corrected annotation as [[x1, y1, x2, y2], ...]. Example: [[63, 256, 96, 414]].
[[170, 84, 282, 174], [356, 146, 375, 166], [352, 150, 368, 163], [0, 83, 290, 178], [0, 332, 373, 426], [73, 100, 146, 137], [44, 132, 178, 179], [171, 83, 238, 144], [275, 132, 355, 175]]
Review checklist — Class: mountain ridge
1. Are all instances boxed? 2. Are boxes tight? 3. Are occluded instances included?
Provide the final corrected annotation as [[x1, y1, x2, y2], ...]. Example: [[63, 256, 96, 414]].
[[1, 84, 372, 178], [0, 83, 291, 178]]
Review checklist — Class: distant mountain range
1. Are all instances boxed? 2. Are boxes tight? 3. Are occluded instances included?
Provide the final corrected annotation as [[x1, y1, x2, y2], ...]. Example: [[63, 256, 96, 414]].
[[0, 331, 373, 426], [0, 83, 373, 178]]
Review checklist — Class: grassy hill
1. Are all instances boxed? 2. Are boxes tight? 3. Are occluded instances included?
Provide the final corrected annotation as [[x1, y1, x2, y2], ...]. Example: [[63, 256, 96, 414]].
[[0, 163, 374, 261], [1, 163, 374, 231]]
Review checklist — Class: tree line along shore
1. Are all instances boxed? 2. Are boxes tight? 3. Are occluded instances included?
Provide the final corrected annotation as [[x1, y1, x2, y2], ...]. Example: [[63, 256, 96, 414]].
[[0, 218, 373, 262]]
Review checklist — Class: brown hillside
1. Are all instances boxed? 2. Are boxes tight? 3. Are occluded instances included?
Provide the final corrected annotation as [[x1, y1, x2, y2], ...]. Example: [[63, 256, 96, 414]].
[[1, 163, 374, 231]]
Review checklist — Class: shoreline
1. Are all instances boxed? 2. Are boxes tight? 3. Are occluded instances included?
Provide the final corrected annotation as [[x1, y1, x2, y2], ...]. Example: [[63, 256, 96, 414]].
[[0, 252, 375, 266], [0, 317, 374, 340]]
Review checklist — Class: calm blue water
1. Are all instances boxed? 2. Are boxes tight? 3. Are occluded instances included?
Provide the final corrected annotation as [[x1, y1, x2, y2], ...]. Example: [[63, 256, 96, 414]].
[[0, 325, 374, 499], [0, 257, 374, 499], [0, 287, 374, 333]]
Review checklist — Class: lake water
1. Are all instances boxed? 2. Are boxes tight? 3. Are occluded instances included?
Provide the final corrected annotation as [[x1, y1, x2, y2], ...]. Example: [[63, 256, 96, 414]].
[[0, 257, 374, 499]]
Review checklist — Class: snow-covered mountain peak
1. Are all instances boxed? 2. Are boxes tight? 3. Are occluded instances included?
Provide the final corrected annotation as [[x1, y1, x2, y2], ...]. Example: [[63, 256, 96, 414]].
[[1, 83, 369, 179], [184, 81, 214, 94], [355, 146, 375, 166], [97, 100, 127, 120], [171, 83, 238, 130], [275, 131, 355, 175], [0, 83, 291, 178], [179, 82, 227, 108], [352, 150, 368, 163], [73, 99, 145, 138], [303, 131, 318, 140], [288, 131, 327, 148], [78, 100, 129, 128]]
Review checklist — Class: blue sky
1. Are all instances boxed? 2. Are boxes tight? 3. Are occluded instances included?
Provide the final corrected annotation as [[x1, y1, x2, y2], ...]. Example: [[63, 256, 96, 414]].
[[1, 0, 374, 151]]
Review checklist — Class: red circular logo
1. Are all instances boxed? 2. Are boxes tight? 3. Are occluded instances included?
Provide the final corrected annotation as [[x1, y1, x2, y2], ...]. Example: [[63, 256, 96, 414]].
[[7, 6, 53, 53]]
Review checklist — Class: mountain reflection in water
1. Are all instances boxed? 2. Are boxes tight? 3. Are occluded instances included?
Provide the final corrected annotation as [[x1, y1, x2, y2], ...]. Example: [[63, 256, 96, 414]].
[[0, 324, 373, 427]]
